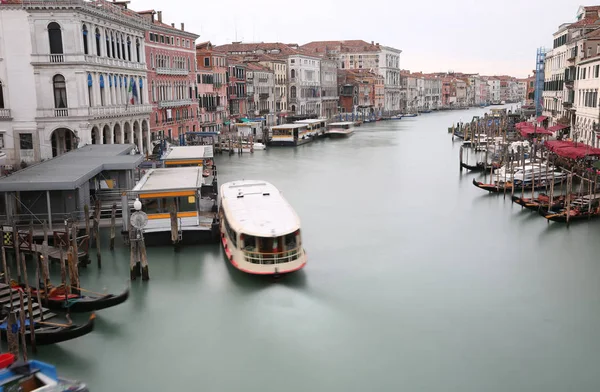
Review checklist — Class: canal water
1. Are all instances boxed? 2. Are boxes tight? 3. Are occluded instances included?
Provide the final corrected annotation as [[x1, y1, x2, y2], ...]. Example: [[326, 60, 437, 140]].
[[31, 107, 600, 391]]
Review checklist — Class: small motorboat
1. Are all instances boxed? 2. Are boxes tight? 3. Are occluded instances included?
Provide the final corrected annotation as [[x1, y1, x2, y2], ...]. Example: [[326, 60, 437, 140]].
[[401, 113, 418, 118], [390, 115, 402, 120], [0, 357, 88, 391]]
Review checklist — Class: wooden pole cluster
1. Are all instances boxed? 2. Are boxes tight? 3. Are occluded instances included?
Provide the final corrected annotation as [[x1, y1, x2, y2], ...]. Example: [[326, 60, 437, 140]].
[[170, 204, 180, 250], [129, 227, 149, 281], [93, 199, 102, 268]]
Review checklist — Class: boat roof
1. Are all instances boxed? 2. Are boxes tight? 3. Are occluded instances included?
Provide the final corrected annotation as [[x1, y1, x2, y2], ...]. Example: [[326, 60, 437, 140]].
[[163, 146, 213, 161], [329, 122, 355, 126], [271, 124, 307, 129], [132, 167, 204, 193], [220, 180, 300, 237], [295, 118, 327, 124], [235, 122, 261, 127]]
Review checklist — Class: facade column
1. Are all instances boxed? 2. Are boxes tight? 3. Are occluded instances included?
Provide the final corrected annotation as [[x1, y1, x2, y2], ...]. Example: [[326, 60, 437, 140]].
[[107, 126, 114, 144], [137, 125, 143, 153], [46, 190, 53, 231]]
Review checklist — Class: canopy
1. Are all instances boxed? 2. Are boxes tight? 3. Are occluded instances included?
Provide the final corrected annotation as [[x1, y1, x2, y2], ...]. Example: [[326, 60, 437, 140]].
[[519, 126, 553, 137], [548, 124, 570, 132], [544, 140, 600, 159], [536, 116, 548, 123], [515, 121, 530, 129]]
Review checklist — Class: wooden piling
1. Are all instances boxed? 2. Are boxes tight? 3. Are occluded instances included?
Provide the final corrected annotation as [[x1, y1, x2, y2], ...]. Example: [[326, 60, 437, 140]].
[[110, 203, 116, 251], [6, 309, 18, 357], [140, 234, 149, 281], [67, 247, 79, 293], [17, 290, 27, 360], [129, 229, 138, 280], [459, 145, 463, 172], [1, 247, 7, 286], [35, 255, 44, 322], [170, 204, 179, 249], [13, 222, 21, 284], [84, 204, 90, 238], [94, 213, 101, 268], [20, 254, 36, 353]]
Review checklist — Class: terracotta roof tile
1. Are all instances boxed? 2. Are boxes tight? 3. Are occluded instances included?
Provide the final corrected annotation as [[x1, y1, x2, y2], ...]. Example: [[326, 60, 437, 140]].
[[569, 17, 600, 28], [301, 40, 380, 53]]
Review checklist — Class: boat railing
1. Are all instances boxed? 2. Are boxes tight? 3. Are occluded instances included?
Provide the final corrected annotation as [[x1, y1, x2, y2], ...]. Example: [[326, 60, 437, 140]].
[[242, 246, 302, 265]]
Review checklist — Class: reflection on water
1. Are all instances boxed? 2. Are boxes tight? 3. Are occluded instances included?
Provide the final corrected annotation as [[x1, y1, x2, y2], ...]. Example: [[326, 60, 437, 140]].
[[26, 107, 600, 392]]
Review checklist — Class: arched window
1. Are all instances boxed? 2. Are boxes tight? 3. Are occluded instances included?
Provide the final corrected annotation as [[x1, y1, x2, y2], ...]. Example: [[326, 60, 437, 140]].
[[95, 28, 101, 56], [48, 22, 63, 54], [0, 80, 4, 109], [82, 25, 89, 55], [290, 69, 295, 79], [99, 75, 105, 106], [111, 33, 116, 58], [127, 37, 131, 61], [105, 31, 111, 57], [116, 35, 121, 59], [139, 78, 144, 105], [121, 34, 126, 60], [135, 39, 140, 63], [53, 75, 67, 108], [150, 53, 154, 68], [87, 74, 93, 107], [290, 86, 296, 98], [151, 81, 155, 102]]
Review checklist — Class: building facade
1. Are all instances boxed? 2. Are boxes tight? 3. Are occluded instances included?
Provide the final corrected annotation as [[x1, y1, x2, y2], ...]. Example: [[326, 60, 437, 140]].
[[487, 79, 501, 103], [227, 60, 247, 119], [141, 10, 198, 143], [246, 63, 274, 116], [196, 41, 228, 133], [0, 0, 151, 167], [288, 54, 321, 115], [320, 58, 338, 118], [258, 56, 287, 115], [301, 40, 402, 113]]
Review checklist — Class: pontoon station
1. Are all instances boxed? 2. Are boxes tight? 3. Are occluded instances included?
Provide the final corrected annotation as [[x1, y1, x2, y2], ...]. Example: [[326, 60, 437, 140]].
[[295, 118, 328, 138], [326, 121, 355, 138], [269, 124, 312, 146], [162, 145, 214, 169], [218, 180, 306, 275], [130, 166, 219, 245]]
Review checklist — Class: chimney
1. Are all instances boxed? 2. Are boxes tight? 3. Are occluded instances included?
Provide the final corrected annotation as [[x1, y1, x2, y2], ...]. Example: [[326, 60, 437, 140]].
[[157, 11, 162, 23], [171, 23, 175, 28], [371, 41, 374, 45], [181, 23, 185, 31], [376, 43, 379, 46]]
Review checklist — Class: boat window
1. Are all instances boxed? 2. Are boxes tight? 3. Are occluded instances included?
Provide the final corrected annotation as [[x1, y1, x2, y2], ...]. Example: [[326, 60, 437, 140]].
[[242, 234, 257, 251], [223, 216, 237, 247], [285, 231, 298, 249], [142, 197, 177, 214], [178, 195, 196, 212]]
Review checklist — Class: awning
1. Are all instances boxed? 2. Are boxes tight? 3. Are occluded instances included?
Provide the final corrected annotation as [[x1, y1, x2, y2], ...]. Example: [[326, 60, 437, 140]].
[[536, 116, 548, 123], [519, 127, 553, 137], [515, 121, 530, 129], [548, 124, 570, 132], [544, 140, 600, 159]]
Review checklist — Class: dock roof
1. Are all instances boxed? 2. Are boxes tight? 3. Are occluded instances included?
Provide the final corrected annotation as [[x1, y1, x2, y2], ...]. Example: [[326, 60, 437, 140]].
[[162, 146, 213, 161], [132, 167, 204, 193], [0, 144, 142, 192]]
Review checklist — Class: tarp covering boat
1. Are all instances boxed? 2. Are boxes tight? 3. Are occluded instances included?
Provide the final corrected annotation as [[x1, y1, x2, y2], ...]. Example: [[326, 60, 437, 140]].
[[544, 140, 600, 159], [519, 126, 553, 137]]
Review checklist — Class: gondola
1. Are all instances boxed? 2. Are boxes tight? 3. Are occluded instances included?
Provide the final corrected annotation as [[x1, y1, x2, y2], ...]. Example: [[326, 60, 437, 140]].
[[0, 313, 95, 346], [472, 178, 506, 193], [462, 161, 501, 172], [15, 284, 129, 313], [542, 209, 600, 222]]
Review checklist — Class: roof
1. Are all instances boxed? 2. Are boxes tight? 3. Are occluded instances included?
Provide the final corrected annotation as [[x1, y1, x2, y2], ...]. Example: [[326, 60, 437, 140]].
[[245, 63, 272, 72], [329, 122, 355, 126], [271, 124, 306, 129], [0, 144, 141, 192], [568, 17, 600, 28], [545, 140, 600, 159], [301, 40, 381, 53], [294, 119, 327, 124], [132, 167, 203, 192], [162, 146, 213, 161], [220, 180, 300, 237]]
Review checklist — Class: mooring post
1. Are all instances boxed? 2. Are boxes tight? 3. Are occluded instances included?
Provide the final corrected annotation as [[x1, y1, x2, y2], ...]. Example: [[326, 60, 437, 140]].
[[110, 203, 116, 251], [121, 192, 130, 244], [140, 232, 149, 281], [17, 291, 27, 360], [13, 222, 21, 284], [94, 213, 101, 268], [20, 254, 36, 354], [170, 204, 179, 250], [84, 204, 90, 239], [129, 229, 138, 280]]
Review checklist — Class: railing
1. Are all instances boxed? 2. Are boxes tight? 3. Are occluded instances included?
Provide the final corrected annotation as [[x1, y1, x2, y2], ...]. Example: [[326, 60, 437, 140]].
[[243, 246, 303, 265], [205, 106, 217, 112], [85, 55, 145, 69], [259, 93, 269, 99], [55, 108, 69, 117], [158, 99, 193, 108], [89, 104, 152, 117], [156, 67, 189, 76], [0, 109, 11, 120]]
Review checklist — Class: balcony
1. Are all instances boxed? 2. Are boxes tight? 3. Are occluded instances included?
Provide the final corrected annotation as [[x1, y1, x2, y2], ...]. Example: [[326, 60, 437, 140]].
[[89, 104, 152, 118], [36, 105, 152, 119], [259, 93, 269, 100], [156, 67, 189, 76], [32, 54, 145, 70], [0, 108, 11, 120], [158, 99, 193, 108], [217, 106, 226, 112], [205, 106, 217, 112], [563, 101, 573, 108]]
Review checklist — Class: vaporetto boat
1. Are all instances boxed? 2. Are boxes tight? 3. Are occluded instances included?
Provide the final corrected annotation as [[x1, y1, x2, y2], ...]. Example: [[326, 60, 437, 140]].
[[218, 180, 307, 275]]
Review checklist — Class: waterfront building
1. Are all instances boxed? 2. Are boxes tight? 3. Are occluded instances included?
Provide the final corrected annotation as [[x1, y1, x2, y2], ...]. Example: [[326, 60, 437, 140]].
[[246, 63, 275, 116], [455, 79, 467, 107], [487, 78, 501, 103], [140, 10, 198, 143], [517, 79, 528, 103], [257, 55, 288, 115], [301, 40, 402, 113], [320, 58, 338, 118], [196, 42, 228, 133], [227, 59, 248, 119], [0, 0, 151, 167], [337, 69, 381, 116], [424, 76, 442, 110], [287, 52, 322, 116], [479, 77, 489, 104]]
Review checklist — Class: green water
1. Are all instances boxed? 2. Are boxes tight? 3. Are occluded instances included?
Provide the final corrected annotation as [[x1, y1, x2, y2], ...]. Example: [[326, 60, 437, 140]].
[[25, 108, 600, 391]]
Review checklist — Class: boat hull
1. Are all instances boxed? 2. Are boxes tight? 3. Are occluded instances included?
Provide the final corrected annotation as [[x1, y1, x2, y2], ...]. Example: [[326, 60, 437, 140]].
[[0, 314, 95, 346], [41, 288, 130, 313]]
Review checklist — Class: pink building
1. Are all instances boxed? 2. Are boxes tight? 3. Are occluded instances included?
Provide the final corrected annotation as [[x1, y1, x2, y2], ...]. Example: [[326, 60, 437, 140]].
[[195, 42, 228, 134], [138, 10, 199, 143]]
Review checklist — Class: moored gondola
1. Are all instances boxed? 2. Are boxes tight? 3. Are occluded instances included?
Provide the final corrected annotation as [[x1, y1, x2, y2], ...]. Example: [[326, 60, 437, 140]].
[[542, 209, 600, 222], [0, 312, 95, 346], [472, 178, 506, 193], [25, 285, 130, 313]]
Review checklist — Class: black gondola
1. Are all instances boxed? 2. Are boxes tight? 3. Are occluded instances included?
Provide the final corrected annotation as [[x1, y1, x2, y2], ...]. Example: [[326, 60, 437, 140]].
[[472, 178, 505, 193], [542, 210, 600, 222], [36, 287, 130, 313], [0, 313, 95, 346]]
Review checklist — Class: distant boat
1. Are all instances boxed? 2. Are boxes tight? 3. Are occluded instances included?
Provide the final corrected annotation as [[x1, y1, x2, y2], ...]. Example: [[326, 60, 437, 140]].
[[401, 113, 418, 118]]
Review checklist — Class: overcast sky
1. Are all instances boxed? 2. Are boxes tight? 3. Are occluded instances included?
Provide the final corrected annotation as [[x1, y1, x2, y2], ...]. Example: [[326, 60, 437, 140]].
[[131, 0, 587, 78]]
